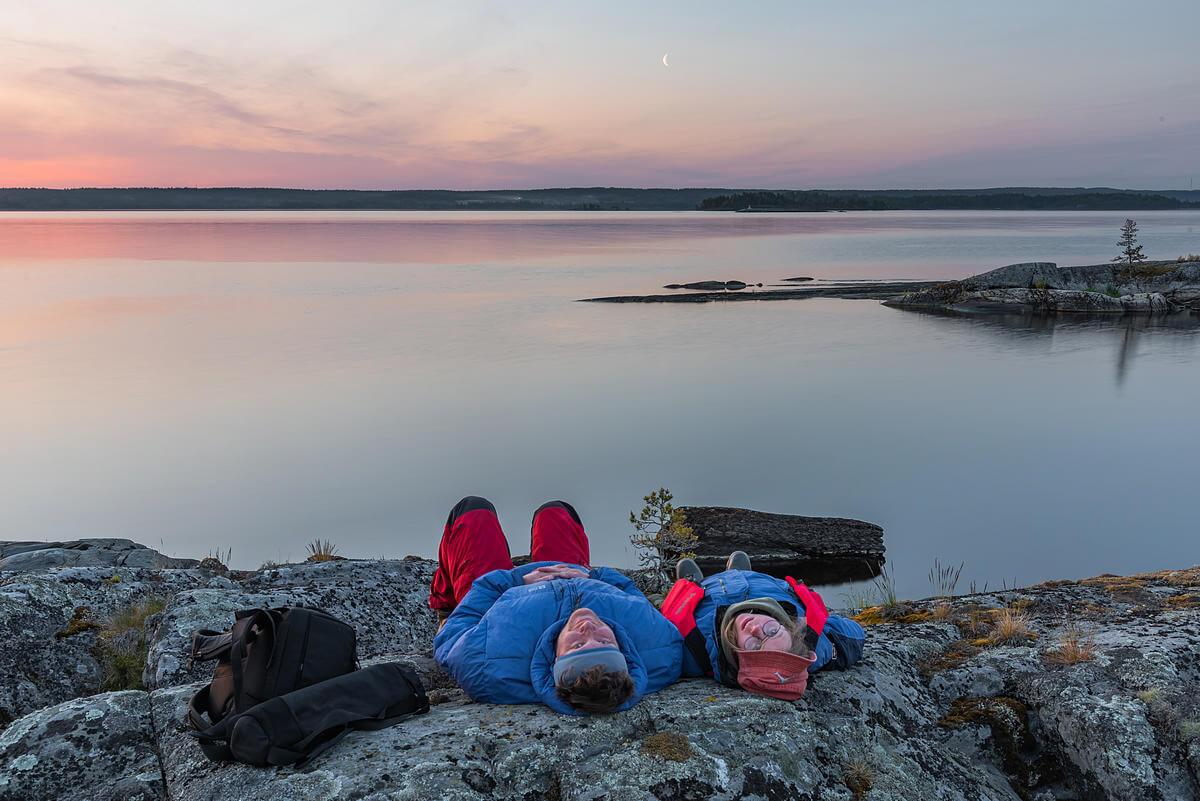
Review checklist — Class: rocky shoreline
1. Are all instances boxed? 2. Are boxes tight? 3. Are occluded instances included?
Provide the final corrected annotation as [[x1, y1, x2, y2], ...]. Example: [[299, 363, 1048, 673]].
[[886, 261, 1200, 315], [578, 260, 1200, 314], [3, 539, 1200, 801]]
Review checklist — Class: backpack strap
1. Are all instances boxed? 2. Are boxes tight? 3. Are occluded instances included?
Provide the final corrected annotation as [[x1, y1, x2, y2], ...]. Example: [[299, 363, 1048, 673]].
[[186, 685, 237, 761], [229, 609, 274, 715], [661, 579, 713, 676]]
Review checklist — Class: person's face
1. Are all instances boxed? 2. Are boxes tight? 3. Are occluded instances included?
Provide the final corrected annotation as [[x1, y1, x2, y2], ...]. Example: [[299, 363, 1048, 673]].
[[733, 612, 793, 652], [555, 607, 617, 657]]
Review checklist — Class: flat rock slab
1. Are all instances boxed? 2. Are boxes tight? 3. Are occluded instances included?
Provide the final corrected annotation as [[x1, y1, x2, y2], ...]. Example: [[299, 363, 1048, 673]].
[[0, 539, 199, 571], [681, 506, 884, 584], [149, 630, 1023, 801], [581, 280, 939, 304]]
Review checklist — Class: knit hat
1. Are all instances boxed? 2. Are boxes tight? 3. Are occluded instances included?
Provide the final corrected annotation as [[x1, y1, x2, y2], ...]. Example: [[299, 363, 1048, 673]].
[[733, 648, 817, 700], [719, 597, 796, 670], [552, 646, 629, 687]]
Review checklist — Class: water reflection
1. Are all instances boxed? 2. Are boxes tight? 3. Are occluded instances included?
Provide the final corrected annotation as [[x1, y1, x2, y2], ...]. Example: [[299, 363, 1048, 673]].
[[892, 306, 1200, 387]]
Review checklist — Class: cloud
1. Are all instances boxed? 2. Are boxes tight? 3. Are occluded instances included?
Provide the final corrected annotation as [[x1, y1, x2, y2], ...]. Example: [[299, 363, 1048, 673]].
[[39, 66, 304, 136]]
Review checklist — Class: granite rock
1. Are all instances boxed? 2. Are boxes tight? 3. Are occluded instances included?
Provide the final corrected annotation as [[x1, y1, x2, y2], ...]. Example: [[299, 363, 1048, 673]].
[[0, 690, 164, 801], [0, 567, 211, 726], [0, 539, 199, 572], [145, 558, 438, 690]]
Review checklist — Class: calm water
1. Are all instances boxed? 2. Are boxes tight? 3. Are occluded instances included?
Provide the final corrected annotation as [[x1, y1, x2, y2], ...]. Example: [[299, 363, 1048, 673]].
[[2, 210, 1198, 601]]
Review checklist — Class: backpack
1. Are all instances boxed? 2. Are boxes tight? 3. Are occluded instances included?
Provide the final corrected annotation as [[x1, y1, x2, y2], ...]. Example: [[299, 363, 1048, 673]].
[[189, 662, 430, 765], [187, 606, 358, 735], [185, 606, 430, 765]]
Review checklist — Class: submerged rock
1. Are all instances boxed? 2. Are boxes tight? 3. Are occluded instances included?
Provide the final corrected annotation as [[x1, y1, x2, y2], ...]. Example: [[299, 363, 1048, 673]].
[[662, 280, 749, 291]]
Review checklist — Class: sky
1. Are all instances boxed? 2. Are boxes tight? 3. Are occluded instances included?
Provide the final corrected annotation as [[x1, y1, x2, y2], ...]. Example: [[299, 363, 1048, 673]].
[[2, 0, 1198, 190]]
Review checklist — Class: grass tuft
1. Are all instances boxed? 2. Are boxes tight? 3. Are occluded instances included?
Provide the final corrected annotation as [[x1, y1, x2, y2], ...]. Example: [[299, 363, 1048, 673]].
[[986, 609, 1032, 645], [1178, 721, 1200, 742], [1044, 625, 1095, 664], [843, 762, 874, 799], [306, 539, 345, 562], [928, 558, 964, 598], [97, 597, 167, 691]]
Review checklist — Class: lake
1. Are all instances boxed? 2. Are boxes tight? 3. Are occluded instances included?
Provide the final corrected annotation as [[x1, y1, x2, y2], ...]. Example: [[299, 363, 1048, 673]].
[[2, 209, 1198, 602]]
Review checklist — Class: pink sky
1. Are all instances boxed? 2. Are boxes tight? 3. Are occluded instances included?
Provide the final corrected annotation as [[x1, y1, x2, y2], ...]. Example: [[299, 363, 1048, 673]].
[[2, 1, 1198, 190]]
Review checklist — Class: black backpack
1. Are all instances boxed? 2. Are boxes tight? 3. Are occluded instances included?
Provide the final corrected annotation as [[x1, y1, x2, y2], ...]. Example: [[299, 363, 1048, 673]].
[[189, 662, 430, 765], [187, 606, 358, 734], [186, 606, 430, 765]]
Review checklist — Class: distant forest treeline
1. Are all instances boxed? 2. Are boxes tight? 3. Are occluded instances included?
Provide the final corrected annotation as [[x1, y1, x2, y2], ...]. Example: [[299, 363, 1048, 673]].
[[698, 190, 1200, 212], [1, 186, 1198, 211]]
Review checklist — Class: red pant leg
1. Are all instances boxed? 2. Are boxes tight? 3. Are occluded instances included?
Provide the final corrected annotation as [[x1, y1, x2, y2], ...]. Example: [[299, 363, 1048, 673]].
[[529, 501, 590, 567], [428, 499, 513, 610]]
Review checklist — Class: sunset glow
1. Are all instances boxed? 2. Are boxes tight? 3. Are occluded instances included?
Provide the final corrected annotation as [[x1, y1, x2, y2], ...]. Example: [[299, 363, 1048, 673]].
[[3, 1, 1198, 189]]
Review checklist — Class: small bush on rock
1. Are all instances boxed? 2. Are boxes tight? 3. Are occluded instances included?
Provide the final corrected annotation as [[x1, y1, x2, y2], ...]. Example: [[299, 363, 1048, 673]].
[[98, 598, 166, 691], [629, 488, 696, 589]]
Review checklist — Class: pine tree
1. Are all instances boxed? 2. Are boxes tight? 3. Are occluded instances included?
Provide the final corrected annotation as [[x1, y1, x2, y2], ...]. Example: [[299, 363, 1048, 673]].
[[1113, 218, 1147, 267]]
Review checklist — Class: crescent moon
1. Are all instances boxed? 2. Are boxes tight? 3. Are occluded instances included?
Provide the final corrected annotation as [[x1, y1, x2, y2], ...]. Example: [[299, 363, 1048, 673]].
[[663, 53, 669, 67]]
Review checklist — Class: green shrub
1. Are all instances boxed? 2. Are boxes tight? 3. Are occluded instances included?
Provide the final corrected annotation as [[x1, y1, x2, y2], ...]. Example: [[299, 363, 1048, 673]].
[[1105, 284, 1121, 298], [629, 488, 697, 588]]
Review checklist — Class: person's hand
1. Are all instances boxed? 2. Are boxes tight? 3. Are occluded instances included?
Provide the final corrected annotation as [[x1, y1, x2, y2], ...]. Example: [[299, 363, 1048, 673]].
[[522, 564, 588, 584], [792, 582, 829, 635]]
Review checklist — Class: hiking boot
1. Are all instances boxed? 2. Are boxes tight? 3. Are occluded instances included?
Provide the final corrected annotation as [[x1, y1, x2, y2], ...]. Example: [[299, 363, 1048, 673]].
[[675, 558, 704, 584], [725, 551, 752, 572], [434, 607, 453, 631]]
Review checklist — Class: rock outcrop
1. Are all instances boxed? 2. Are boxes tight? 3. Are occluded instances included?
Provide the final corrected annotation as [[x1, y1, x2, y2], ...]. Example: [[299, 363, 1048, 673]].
[[886, 261, 1200, 314], [3, 542, 1200, 801], [662, 280, 750, 291], [0, 539, 199, 571], [681, 505, 885, 583]]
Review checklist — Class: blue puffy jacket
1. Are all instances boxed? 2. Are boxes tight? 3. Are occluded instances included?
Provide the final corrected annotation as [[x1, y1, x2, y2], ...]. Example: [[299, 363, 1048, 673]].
[[685, 570, 865, 685], [434, 561, 683, 715]]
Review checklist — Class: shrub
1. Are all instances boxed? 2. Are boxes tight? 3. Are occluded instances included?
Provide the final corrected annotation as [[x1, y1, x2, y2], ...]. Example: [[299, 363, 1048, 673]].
[[1105, 284, 1121, 298], [629, 488, 697, 588]]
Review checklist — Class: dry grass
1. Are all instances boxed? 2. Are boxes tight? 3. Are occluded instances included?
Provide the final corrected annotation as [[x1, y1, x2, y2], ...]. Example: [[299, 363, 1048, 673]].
[[1044, 626, 1095, 664], [843, 762, 874, 800], [986, 609, 1033, 645], [1176, 254, 1200, 263], [305, 539, 344, 562], [931, 602, 954, 621]]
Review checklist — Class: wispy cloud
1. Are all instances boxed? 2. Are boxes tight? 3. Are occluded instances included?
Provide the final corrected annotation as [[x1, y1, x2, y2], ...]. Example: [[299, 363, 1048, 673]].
[[38, 66, 304, 136]]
